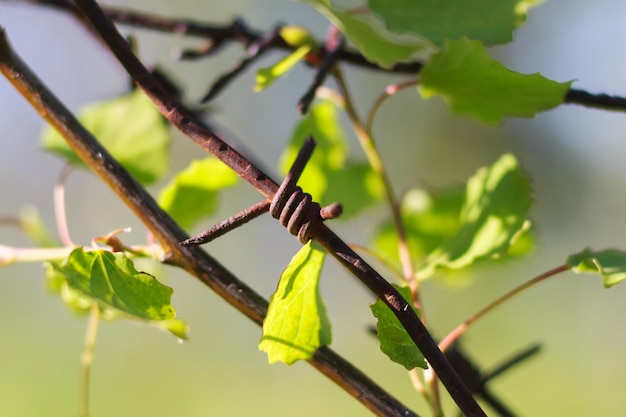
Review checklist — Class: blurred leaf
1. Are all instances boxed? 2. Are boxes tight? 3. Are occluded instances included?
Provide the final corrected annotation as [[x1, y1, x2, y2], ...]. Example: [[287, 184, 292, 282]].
[[19, 205, 58, 247], [368, 0, 542, 46], [157, 157, 238, 230], [280, 25, 318, 48], [299, 0, 428, 68], [259, 241, 330, 364], [370, 284, 426, 370], [374, 187, 464, 270], [567, 248, 626, 288], [256, 26, 317, 91], [419, 153, 532, 278], [41, 90, 171, 185], [45, 248, 187, 339], [280, 99, 384, 218], [256, 46, 313, 92], [420, 38, 572, 125]]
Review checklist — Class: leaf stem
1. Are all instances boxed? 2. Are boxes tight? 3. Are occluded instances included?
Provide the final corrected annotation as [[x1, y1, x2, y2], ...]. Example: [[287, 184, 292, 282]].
[[80, 303, 100, 417], [365, 78, 419, 135], [333, 68, 417, 295], [54, 164, 75, 247], [439, 264, 570, 352], [334, 68, 442, 413]]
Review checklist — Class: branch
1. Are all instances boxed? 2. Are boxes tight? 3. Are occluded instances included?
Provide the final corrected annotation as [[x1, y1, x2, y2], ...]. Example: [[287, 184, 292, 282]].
[[66, 1, 486, 415], [4, 0, 626, 112], [0, 27, 419, 417]]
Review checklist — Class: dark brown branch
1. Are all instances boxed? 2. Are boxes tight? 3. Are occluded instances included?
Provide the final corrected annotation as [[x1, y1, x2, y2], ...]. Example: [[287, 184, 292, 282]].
[[0, 26, 420, 417], [564, 88, 626, 112], [200, 26, 283, 103], [7, 0, 626, 113], [67, 1, 486, 415], [298, 25, 344, 114]]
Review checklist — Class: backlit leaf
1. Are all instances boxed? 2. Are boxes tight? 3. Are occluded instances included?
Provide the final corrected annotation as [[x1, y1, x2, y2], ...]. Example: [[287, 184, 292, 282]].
[[45, 248, 187, 339], [567, 248, 626, 288], [299, 0, 427, 68], [41, 90, 171, 185], [280, 99, 383, 218], [419, 153, 532, 278], [368, 0, 542, 46], [259, 241, 330, 364], [420, 38, 572, 125], [157, 157, 237, 230], [370, 284, 426, 370]]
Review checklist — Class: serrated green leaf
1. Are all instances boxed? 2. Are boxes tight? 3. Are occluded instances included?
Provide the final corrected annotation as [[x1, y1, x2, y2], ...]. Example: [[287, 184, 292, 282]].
[[419, 153, 531, 278], [374, 187, 465, 269], [279, 100, 383, 218], [41, 90, 171, 185], [419, 38, 572, 125], [369, 0, 542, 46], [370, 284, 426, 370], [259, 241, 330, 364], [298, 0, 427, 68], [45, 248, 187, 339], [567, 249, 626, 288], [157, 157, 238, 230]]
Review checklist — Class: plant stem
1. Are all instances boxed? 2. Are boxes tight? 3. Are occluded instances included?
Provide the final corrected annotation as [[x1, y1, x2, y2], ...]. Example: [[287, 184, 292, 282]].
[[54, 164, 75, 247], [439, 264, 570, 352], [80, 303, 100, 417], [333, 68, 444, 413]]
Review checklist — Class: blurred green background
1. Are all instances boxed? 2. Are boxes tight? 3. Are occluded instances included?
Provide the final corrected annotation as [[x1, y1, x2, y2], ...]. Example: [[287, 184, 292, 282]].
[[2, 0, 626, 416]]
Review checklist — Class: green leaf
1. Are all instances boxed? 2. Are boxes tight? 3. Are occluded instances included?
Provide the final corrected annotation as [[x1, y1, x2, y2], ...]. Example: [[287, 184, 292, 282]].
[[567, 249, 626, 288], [259, 241, 330, 364], [419, 153, 532, 278], [419, 38, 572, 125], [255, 26, 318, 92], [299, 0, 427, 68], [157, 157, 238, 230], [370, 284, 426, 370], [368, 0, 542, 46], [374, 187, 465, 270], [45, 248, 187, 339], [41, 90, 171, 185], [280, 99, 383, 218]]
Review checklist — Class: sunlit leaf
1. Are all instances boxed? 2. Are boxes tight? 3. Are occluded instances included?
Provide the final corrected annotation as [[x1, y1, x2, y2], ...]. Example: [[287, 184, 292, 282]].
[[45, 248, 187, 339], [370, 284, 426, 370], [280, 99, 383, 218], [567, 248, 626, 288], [298, 0, 428, 68], [368, 0, 542, 46], [157, 157, 238, 230], [420, 38, 572, 125], [419, 153, 532, 278], [41, 90, 171, 184], [259, 241, 330, 364]]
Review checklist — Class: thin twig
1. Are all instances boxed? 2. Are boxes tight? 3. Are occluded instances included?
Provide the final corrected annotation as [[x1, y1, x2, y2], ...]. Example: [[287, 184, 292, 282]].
[[297, 25, 343, 114], [80, 303, 99, 417], [53, 164, 75, 247], [0, 26, 420, 417], [439, 264, 569, 353]]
